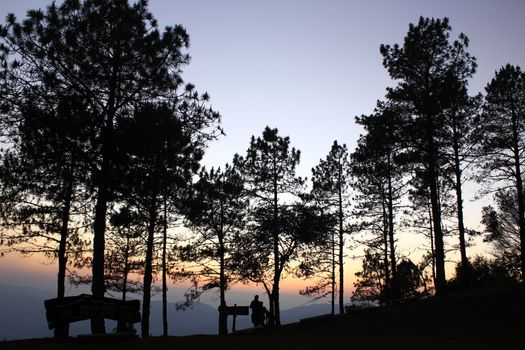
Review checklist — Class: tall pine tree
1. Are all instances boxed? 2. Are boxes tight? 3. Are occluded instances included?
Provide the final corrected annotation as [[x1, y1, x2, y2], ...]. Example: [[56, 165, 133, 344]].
[[380, 17, 476, 294], [311, 141, 352, 314], [475, 64, 525, 280], [237, 126, 304, 326], [352, 102, 406, 301], [1, 1, 221, 333], [179, 163, 247, 335]]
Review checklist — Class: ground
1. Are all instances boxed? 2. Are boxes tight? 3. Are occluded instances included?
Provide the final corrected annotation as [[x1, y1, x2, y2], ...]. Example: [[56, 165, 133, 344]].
[[1, 284, 523, 350]]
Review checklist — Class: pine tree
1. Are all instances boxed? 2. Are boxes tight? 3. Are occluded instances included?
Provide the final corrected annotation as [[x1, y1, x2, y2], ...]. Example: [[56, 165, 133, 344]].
[[481, 189, 522, 281], [380, 17, 476, 294], [178, 163, 247, 335], [311, 141, 352, 313], [237, 126, 304, 326], [441, 73, 481, 287], [115, 103, 207, 337], [1, 1, 221, 333], [475, 64, 525, 280], [0, 96, 90, 338], [352, 102, 406, 301]]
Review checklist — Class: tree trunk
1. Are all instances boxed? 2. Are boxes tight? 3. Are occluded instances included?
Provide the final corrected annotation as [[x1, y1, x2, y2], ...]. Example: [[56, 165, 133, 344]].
[[218, 197, 228, 335], [91, 58, 118, 333], [422, 120, 446, 296], [219, 242, 228, 335], [331, 228, 335, 315], [427, 198, 437, 286], [337, 162, 344, 314], [122, 236, 130, 301], [117, 236, 130, 333], [266, 292, 274, 326], [338, 217, 344, 314], [55, 160, 74, 338], [218, 242, 228, 335], [429, 171, 446, 295], [162, 197, 168, 337], [386, 154, 398, 299], [91, 165, 108, 334], [381, 185, 390, 304], [141, 198, 157, 338], [452, 127, 469, 287], [511, 106, 525, 280], [272, 170, 281, 326]]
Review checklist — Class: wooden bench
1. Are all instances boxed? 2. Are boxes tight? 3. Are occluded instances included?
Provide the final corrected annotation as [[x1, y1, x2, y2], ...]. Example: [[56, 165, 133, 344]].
[[44, 294, 140, 338]]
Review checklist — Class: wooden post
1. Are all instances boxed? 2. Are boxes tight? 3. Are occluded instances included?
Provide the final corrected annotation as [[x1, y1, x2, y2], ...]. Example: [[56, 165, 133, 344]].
[[224, 304, 248, 333]]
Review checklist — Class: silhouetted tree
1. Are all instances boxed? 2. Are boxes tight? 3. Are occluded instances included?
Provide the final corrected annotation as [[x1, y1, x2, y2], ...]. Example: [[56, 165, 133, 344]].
[[352, 252, 428, 304], [481, 189, 523, 281], [453, 255, 517, 286], [396, 259, 425, 299], [291, 191, 337, 312], [106, 207, 146, 300], [296, 203, 337, 313], [235, 127, 304, 326], [176, 163, 246, 335], [67, 206, 155, 333], [311, 140, 352, 314], [116, 103, 205, 338], [160, 196, 169, 337], [297, 242, 337, 310], [380, 17, 476, 294], [0, 97, 91, 338], [404, 185, 437, 284], [233, 198, 331, 319], [440, 63, 482, 289], [107, 207, 148, 332], [352, 103, 407, 301], [67, 208, 147, 293], [0, 0, 221, 333], [475, 64, 525, 280], [351, 249, 387, 305], [405, 170, 460, 292]]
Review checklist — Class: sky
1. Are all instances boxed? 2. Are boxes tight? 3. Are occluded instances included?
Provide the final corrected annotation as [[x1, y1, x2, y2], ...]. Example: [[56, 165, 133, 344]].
[[1, 0, 525, 310]]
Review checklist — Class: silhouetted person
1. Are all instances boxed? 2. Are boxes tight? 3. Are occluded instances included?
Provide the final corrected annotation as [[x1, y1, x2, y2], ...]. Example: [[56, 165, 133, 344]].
[[261, 302, 270, 326], [250, 295, 264, 327]]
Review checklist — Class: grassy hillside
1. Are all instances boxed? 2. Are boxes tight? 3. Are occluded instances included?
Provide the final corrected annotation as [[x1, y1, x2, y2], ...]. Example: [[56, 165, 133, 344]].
[[1, 283, 523, 350]]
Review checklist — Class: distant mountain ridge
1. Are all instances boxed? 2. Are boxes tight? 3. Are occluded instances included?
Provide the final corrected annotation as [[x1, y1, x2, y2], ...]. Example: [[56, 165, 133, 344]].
[[0, 283, 54, 340], [0, 283, 334, 340]]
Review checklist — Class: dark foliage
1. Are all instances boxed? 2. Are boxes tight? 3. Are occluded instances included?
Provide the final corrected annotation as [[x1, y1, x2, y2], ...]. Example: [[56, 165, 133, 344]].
[[310, 140, 352, 314], [233, 126, 306, 326], [176, 163, 247, 335], [380, 17, 476, 294], [475, 64, 525, 280]]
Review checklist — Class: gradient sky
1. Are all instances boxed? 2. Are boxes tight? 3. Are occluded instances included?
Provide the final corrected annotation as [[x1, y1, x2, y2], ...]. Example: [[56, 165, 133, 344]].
[[1, 0, 525, 309]]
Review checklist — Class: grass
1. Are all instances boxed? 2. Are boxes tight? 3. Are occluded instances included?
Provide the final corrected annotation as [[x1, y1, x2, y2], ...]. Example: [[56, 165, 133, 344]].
[[1, 283, 524, 350]]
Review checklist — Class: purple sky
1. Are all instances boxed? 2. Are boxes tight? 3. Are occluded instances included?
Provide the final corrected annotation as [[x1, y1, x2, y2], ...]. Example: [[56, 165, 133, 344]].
[[2, 0, 524, 177], [145, 0, 525, 177], [1, 0, 525, 309]]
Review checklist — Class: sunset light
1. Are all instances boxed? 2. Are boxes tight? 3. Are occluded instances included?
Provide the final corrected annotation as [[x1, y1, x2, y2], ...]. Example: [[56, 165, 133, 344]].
[[0, 0, 524, 347]]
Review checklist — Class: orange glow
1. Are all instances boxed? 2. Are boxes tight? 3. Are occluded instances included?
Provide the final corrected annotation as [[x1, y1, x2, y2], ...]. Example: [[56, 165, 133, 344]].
[[0, 234, 493, 303], [0, 253, 56, 275], [0, 251, 360, 299]]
